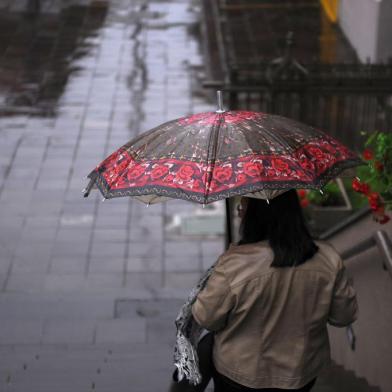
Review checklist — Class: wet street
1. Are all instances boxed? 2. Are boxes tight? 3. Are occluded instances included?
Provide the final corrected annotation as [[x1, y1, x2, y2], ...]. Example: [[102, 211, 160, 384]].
[[0, 1, 223, 390]]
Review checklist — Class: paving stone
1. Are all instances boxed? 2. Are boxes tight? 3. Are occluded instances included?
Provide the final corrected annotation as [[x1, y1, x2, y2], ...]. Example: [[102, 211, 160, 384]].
[[164, 240, 200, 256], [50, 256, 87, 274], [0, 256, 11, 275], [59, 213, 94, 228], [95, 214, 128, 229], [5, 272, 46, 292], [164, 255, 202, 272], [164, 271, 202, 290], [92, 228, 128, 243], [0, 320, 43, 344], [126, 256, 163, 272], [125, 272, 163, 291], [127, 242, 162, 258], [201, 240, 224, 257], [24, 216, 59, 228], [44, 273, 85, 292], [55, 228, 92, 243], [19, 228, 57, 243], [28, 200, 64, 216], [90, 242, 126, 259], [147, 317, 176, 345], [129, 225, 163, 241], [0, 294, 115, 321], [51, 240, 90, 258], [12, 256, 50, 274], [88, 256, 125, 273], [13, 241, 53, 260], [84, 272, 124, 290], [95, 319, 146, 344], [114, 298, 184, 320], [42, 320, 95, 344]]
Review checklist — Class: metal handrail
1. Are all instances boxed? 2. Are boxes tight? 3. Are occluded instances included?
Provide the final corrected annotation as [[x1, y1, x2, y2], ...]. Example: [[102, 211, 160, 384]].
[[338, 230, 392, 279], [318, 206, 392, 278], [318, 206, 370, 240]]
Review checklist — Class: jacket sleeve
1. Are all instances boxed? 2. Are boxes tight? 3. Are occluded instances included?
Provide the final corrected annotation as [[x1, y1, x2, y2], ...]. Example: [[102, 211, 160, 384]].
[[328, 257, 358, 327], [191, 255, 235, 332]]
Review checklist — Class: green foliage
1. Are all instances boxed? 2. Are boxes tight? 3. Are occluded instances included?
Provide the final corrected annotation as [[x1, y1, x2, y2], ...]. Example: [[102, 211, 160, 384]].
[[356, 131, 392, 210], [307, 181, 344, 207]]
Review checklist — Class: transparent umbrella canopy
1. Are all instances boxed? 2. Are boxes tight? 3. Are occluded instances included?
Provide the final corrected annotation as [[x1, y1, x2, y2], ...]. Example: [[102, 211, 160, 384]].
[[83, 91, 363, 207]]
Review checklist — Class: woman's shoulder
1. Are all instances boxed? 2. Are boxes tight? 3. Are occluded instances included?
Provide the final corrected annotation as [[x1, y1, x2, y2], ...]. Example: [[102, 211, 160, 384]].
[[308, 240, 344, 273], [216, 241, 273, 273], [226, 240, 271, 256]]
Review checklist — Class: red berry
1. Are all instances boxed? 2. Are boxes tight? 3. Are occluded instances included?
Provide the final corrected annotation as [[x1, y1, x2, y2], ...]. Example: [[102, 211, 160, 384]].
[[379, 215, 391, 224], [300, 198, 310, 208], [360, 183, 370, 195], [368, 192, 379, 201], [352, 178, 362, 192], [362, 148, 374, 160], [374, 161, 384, 172], [297, 189, 307, 199]]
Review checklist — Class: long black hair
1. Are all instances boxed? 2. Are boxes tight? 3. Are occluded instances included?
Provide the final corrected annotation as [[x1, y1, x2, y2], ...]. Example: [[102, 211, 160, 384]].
[[238, 189, 319, 267]]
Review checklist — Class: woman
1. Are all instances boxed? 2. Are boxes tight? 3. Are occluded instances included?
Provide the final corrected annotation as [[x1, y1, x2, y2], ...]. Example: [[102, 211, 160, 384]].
[[191, 189, 358, 391]]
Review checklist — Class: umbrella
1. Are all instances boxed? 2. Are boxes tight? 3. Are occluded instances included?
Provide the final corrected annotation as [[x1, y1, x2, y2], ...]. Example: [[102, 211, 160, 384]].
[[83, 91, 362, 207]]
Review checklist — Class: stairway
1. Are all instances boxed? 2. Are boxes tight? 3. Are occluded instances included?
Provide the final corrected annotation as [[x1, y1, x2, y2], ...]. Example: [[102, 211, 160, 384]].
[[313, 362, 382, 392]]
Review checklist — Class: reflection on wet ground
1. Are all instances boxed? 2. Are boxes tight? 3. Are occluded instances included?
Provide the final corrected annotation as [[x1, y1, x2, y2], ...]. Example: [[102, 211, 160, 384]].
[[0, 6, 223, 389], [0, 1, 109, 116], [0, 0, 221, 325]]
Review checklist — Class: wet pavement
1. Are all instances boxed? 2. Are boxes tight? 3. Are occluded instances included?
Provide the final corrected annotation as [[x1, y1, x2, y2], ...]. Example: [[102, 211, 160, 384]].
[[0, 0, 223, 390], [0, 2, 378, 392]]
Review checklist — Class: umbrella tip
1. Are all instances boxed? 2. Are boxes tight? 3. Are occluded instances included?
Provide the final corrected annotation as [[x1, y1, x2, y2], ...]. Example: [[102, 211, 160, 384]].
[[82, 177, 96, 198], [319, 189, 324, 195], [216, 90, 225, 113], [266, 198, 270, 204]]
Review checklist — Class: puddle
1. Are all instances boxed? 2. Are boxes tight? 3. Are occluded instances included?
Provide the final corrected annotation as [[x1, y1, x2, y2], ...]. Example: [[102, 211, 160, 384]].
[[60, 214, 94, 226], [0, 2, 109, 116]]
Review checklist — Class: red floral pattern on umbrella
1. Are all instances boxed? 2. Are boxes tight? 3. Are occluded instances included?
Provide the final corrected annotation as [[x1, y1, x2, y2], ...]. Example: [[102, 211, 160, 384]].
[[85, 111, 363, 204]]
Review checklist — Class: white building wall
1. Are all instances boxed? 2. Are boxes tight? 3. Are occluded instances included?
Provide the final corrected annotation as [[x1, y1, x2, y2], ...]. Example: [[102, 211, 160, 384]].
[[377, 0, 392, 62], [339, 0, 392, 63], [339, 0, 380, 62]]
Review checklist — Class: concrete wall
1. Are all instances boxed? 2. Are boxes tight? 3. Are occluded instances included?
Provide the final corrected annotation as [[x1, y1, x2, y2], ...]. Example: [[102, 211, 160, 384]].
[[327, 213, 392, 391], [339, 0, 392, 63]]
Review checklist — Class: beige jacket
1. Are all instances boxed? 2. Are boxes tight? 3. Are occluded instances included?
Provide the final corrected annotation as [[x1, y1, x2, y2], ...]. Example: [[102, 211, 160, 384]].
[[191, 240, 358, 389]]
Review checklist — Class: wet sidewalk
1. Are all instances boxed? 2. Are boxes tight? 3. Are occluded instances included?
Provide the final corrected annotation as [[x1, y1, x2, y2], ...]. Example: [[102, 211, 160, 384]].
[[0, 0, 223, 390]]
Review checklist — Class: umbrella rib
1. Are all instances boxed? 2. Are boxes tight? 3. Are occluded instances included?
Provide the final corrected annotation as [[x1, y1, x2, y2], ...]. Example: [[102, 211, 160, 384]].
[[204, 114, 223, 203]]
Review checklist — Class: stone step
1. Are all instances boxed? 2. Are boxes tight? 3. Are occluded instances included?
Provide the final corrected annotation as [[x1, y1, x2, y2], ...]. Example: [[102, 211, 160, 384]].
[[315, 363, 381, 392]]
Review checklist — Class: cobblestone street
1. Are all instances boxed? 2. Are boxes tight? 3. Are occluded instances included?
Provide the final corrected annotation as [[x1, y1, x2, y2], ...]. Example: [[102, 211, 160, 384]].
[[0, 1, 223, 390]]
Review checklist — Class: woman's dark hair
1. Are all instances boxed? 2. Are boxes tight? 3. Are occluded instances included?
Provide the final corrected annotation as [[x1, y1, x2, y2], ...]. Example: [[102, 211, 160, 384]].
[[238, 189, 319, 267]]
